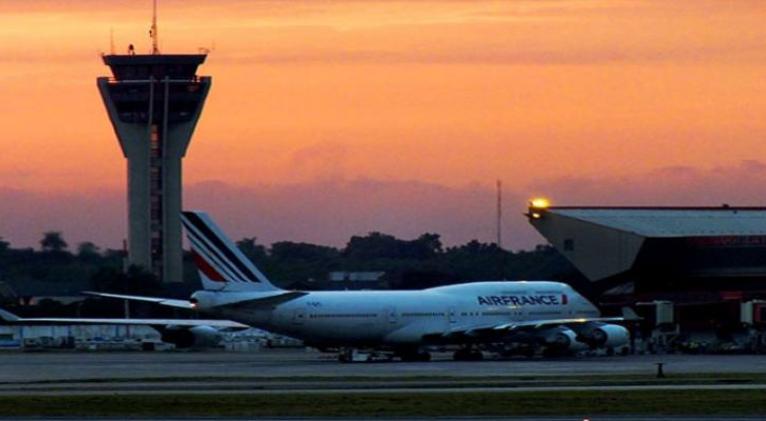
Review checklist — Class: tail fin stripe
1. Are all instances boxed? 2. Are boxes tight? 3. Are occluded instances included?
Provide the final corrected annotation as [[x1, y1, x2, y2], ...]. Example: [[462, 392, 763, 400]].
[[186, 226, 247, 283], [183, 217, 252, 283], [182, 210, 280, 292], [182, 213, 260, 283], [191, 250, 226, 282]]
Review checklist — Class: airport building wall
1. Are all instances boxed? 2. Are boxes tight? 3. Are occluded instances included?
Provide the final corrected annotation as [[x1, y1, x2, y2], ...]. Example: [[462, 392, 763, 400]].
[[528, 206, 766, 297], [0, 325, 159, 350], [528, 205, 766, 352]]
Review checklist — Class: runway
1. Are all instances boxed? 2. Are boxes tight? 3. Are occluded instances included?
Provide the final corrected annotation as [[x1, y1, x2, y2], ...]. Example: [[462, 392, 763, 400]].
[[1, 351, 764, 418], [2, 381, 766, 396], [1, 349, 765, 396], [2, 349, 766, 383]]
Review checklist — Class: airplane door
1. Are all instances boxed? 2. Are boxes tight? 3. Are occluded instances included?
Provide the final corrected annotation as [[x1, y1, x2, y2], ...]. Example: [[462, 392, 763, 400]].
[[448, 307, 457, 324], [292, 308, 306, 325]]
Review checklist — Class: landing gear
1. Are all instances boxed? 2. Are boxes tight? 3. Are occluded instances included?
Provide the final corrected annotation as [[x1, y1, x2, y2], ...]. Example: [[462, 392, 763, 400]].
[[453, 347, 483, 361], [337, 348, 394, 362], [397, 349, 431, 362], [338, 348, 355, 363]]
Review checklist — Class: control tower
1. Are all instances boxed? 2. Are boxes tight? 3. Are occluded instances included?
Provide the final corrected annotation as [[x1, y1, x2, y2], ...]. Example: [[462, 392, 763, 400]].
[[97, 54, 211, 282]]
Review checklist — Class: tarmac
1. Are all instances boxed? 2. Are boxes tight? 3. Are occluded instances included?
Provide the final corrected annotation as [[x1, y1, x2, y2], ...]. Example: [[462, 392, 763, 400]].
[[1, 350, 765, 419], [1, 349, 766, 383]]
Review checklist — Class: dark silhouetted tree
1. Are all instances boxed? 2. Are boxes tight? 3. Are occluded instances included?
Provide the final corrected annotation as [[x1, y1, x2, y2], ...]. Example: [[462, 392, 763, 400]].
[[77, 242, 100, 258], [40, 231, 68, 253], [91, 265, 162, 296], [344, 232, 404, 260], [0, 237, 9, 255], [407, 233, 442, 259], [236, 237, 268, 262], [271, 241, 339, 261]]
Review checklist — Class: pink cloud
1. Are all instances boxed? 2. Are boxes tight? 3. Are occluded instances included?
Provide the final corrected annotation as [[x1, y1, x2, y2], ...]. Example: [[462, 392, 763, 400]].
[[3, 161, 766, 252], [530, 160, 766, 207]]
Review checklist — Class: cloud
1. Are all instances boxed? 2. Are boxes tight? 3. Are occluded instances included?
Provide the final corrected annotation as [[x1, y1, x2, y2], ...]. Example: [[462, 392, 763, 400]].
[[0, 187, 125, 251], [184, 178, 533, 248], [0, 179, 539, 251], [3, 161, 766, 253], [218, 41, 766, 66], [289, 141, 350, 181], [530, 160, 766, 207]]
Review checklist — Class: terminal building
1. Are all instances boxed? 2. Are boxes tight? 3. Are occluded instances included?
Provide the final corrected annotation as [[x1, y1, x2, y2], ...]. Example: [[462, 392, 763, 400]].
[[527, 203, 766, 351]]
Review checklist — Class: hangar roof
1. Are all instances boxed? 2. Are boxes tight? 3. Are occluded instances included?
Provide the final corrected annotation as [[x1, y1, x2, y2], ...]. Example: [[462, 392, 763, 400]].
[[548, 207, 766, 237]]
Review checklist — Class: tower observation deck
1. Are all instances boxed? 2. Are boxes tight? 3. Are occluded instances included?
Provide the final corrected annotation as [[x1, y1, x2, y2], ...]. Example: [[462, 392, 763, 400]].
[[98, 54, 211, 283]]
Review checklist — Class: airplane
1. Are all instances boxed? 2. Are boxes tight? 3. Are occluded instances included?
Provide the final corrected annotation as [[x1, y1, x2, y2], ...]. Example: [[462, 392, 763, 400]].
[[86, 210, 634, 362], [0, 307, 248, 348]]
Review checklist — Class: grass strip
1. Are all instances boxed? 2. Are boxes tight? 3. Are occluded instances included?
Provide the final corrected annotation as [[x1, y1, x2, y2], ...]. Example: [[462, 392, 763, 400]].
[[0, 390, 765, 417]]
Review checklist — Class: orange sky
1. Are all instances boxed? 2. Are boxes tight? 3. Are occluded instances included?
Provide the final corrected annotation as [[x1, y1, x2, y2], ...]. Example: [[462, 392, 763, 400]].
[[1, 0, 765, 249]]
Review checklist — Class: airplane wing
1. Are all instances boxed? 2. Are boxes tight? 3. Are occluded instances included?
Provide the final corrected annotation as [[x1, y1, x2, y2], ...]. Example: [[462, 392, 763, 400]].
[[82, 291, 194, 309], [216, 291, 308, 309], [489, 316, 627, 332], [434, 309, 638, 341], [0, 308, 247, 328]]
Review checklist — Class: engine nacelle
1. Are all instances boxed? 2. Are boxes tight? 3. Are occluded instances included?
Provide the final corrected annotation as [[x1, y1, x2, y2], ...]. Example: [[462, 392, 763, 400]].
[[159, 325, 223, 348], [538, 327, 589, 352], [584, 323, 629, 349]]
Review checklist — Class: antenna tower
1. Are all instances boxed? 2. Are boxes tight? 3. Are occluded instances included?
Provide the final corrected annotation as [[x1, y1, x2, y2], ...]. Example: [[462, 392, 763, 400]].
[[110, 27, 115, 54], [496, 179, 503, 249], [150, 0, 159, 54]]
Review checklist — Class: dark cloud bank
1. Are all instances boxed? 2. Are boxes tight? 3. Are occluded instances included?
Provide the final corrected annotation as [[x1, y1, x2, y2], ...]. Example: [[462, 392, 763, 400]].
[[2, 160, 766, 251]]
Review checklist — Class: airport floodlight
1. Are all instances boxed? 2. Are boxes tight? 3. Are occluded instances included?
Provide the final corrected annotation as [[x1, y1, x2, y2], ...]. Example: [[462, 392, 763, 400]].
[[529, 197, 551, 209]]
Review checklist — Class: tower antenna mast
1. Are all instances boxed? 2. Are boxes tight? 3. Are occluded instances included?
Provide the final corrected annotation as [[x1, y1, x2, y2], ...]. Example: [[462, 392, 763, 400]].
[[110, 27, 115, 55], [150, 0, 159, 54], [496, 179, 503, 249]]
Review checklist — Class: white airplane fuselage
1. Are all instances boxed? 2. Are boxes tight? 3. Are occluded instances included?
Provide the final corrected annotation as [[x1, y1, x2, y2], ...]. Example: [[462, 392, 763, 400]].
[[196, 281, 599, 348]]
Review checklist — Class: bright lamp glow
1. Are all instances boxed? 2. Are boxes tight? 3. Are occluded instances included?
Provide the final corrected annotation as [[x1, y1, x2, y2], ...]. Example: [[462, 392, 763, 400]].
[[530, 197, 550, 208]]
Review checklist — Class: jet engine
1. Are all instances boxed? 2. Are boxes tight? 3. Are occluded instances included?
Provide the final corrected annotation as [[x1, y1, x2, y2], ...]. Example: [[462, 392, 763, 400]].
[[538, 327, 589, 352], [158, 325, 223, 348], [576, 323, 629, 349]]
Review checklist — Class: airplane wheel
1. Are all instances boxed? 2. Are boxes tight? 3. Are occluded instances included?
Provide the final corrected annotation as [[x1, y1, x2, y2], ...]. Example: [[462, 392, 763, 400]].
[[398, 350, 418, 362], [454, 349, 482, 361], [400, 350, 431, 362], [338, 349, 353, 363]]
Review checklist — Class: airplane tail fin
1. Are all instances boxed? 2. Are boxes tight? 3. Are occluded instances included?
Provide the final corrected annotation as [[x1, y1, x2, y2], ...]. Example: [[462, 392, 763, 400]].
[[181, 211, 281, 292]]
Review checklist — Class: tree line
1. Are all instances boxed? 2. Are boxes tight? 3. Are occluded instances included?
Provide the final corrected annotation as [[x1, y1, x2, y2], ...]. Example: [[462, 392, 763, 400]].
[[0, 230, 590, 305]]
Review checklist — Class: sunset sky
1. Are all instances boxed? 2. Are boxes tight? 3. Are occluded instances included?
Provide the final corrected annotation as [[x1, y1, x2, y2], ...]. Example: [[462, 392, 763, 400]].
[[1, 0, 765, 250]]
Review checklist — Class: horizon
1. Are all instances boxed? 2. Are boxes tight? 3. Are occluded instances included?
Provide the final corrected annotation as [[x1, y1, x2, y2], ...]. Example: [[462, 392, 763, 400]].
[[1, 1, 765, 251]]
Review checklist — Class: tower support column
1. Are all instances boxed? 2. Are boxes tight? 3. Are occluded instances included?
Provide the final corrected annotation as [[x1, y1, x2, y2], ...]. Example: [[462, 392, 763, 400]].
[[98, 54, 211, 283]]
